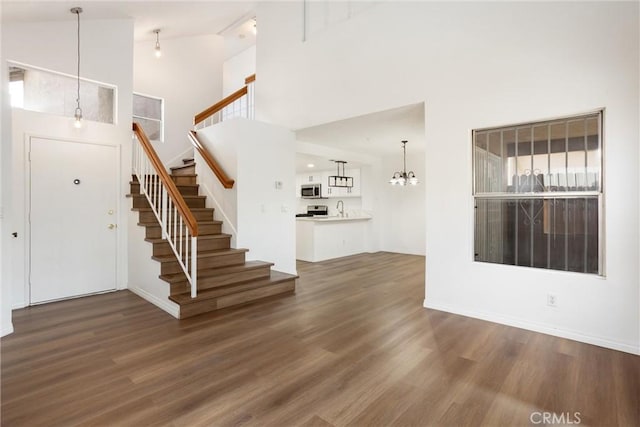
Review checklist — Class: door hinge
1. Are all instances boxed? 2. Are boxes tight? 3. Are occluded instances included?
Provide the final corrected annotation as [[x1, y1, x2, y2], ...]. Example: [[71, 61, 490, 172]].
[[28, 151, 31, 161]]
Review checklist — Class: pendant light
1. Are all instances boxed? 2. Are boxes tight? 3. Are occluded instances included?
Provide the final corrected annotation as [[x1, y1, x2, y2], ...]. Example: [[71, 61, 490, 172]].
[[70, 7, 83, 128], [328, 160, 353, 188], [389, 140, 419, 186], [153, 29, 162, 58]]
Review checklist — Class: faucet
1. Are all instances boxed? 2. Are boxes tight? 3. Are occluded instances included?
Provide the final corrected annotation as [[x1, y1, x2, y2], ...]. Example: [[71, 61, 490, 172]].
[[336, 200, 344, 217]]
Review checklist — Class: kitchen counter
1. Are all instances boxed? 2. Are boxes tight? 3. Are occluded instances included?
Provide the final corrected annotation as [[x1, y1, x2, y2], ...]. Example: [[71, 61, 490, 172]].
[[296, 215, 372, 262], [296, 215, 372, 222]]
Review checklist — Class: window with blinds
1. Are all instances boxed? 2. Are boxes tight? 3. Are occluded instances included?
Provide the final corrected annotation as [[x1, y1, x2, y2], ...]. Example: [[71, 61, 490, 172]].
[[473, 111, 603, 275]]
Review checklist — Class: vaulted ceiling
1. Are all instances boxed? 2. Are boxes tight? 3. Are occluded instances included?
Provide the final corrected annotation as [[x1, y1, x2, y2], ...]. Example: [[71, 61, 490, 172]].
[[1, 1, 256, 45]]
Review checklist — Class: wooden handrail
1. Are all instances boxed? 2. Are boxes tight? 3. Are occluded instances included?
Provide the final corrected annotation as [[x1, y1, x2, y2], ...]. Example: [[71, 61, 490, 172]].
[[188, 130, 235, 189], [244, 74, 256, 84], [133, 123, 199, 236], [194, 86, 248, 126]]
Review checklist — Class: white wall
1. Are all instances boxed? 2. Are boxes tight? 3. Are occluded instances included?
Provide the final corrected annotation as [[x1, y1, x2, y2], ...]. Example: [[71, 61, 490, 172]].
[[376, 154, 426, 256], [194, 128, 239, 245], [127, 209, 179, 318], [223, 45, 256, 97], [198, 119, 297, 275], [0, 0, 14, 336], [133, 34, 225, 164], [256, 2, 640, 353], [1, 19, 134, 315]]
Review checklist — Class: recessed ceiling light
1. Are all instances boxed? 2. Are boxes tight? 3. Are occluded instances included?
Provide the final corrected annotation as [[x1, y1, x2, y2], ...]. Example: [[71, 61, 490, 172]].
[[307, 163, 315, 168]]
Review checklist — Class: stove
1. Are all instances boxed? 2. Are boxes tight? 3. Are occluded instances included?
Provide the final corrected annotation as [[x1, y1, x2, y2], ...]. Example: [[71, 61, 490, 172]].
[[297, 205, 328, 217]]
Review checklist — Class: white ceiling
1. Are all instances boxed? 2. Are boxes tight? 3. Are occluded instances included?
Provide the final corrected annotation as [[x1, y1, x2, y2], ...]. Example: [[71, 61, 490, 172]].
[[295, 103, 425, 172], [3, 2, 425, 171], [1, 1, 257, 53], [295, 153, 365, 174]]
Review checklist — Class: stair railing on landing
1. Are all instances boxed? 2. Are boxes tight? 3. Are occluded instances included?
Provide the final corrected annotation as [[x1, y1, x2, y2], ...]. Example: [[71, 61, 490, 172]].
[[132, 122, 199, 298], [193, 73, 255, 130]]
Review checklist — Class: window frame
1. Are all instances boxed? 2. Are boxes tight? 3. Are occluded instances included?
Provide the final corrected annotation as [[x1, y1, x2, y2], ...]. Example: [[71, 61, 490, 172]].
[[7, 61, 117, 125], [132, 92, 164, 142], [471, 110, 605, 276]]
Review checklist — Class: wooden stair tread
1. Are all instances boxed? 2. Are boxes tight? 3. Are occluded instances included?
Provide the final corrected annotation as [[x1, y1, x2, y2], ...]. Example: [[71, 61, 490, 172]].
[[129, 180, 199, 188], [133, 207, 211, 213], [129, 193, 205, 200], [169, 271, 298, 305], [129, 167, 296, 318], [151, 248, 248, 263], [171, 163, 195, 171], [159, 260, 274, 283], [144, 233, 231, 244], [137, 220, 223, 227]]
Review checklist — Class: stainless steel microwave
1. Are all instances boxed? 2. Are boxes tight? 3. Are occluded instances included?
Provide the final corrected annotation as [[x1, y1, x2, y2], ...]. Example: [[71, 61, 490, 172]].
[[301, 184, 322, 198]]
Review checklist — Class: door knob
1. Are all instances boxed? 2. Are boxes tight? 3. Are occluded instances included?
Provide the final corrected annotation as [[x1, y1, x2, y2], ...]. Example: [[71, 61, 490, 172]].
[[108, 224, 117, 229]]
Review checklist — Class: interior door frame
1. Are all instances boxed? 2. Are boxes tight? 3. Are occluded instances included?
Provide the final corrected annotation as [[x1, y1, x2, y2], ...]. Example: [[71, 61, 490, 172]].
[[25, 133, 123, 305]]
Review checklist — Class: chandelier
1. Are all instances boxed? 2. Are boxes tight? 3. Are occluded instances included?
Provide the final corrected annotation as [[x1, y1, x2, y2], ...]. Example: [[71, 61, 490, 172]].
[[389, 140, 418, 186]]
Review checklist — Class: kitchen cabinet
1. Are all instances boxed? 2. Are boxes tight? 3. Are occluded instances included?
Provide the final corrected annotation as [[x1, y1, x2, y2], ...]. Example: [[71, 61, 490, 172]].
[[296, 168, 361, 198], [302, 173, 323, 184], [296, 173, 323, 198], [344, 168, 360, 197], [321, 175, 335, 198]]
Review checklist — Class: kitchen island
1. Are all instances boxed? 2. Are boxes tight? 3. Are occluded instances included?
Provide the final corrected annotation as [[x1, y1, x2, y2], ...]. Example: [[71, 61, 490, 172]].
[[296, 216, 372, 262]]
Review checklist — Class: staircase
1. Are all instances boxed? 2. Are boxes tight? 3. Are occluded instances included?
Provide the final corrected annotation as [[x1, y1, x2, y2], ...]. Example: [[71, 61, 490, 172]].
[[129, 159, 297, 319]]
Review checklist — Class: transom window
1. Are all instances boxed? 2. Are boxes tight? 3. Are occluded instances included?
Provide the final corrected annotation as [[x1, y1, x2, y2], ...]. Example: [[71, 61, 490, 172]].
[[9, 63, 115, 124], [473, 111, 603, 275]]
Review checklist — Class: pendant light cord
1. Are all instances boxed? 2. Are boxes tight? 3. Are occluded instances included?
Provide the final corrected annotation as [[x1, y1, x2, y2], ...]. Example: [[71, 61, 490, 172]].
[[403, 141, 407, 175], [76, 9, 81, 111]]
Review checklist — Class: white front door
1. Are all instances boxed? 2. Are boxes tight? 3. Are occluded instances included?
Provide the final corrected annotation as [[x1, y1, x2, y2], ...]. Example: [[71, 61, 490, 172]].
[[29, 137, 118, 304]]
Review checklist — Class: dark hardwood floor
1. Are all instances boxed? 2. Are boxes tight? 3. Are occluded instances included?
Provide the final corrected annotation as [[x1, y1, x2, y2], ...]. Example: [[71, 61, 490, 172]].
[[2, 252, 639, 426]]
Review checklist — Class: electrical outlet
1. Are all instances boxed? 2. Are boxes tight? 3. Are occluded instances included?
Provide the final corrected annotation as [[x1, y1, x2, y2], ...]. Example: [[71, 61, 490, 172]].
[[547, 293, 557, 307]]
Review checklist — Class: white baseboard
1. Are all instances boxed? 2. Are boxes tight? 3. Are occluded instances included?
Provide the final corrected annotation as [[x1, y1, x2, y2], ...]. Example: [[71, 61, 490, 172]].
[[128, 285, 180, 319], [424, 299, 640, 356]]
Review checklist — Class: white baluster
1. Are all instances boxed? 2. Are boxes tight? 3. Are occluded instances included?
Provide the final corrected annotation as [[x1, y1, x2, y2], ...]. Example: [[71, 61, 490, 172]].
[[161, 187, 168, 239], [191, 236, 197, 298]]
